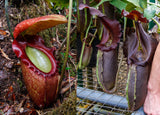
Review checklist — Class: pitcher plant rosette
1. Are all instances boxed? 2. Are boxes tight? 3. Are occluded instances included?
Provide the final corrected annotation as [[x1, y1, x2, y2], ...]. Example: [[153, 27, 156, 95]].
[[12, 15, 67, 108]]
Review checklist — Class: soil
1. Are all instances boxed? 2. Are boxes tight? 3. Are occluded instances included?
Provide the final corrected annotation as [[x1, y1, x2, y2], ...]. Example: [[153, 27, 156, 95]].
[[0, 1, 76, 114]]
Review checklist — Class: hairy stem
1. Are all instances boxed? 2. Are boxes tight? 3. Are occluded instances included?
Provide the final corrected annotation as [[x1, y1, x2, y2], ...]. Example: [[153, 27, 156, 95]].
[[83, 0, 88, 30], [59, 0, 73, 93], [123, 17, 127, 42]]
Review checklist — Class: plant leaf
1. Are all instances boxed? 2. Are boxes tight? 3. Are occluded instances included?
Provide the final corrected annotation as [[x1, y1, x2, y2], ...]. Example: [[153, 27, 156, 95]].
[[109, 0, 127, 11], [13, 14, 67, 39], [144, 5, 157, 20], [126, 2, 136, 12], [139, 0, 147, 9], [126, 0, 140, 7], [45, 0, 69, 9], [94, 0, 111, 8]]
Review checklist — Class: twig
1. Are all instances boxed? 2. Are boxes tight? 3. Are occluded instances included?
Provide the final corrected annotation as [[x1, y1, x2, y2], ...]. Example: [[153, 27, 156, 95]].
[[61, 75, 75, 87], [60, 81, 74, 94], [69, 53, 77, 69], [123, 17, 127, 41], [55, 27, 62, 46], [60, 25, 77, 49], [0, 48, 11, 60], [67, 63, 71, 92]]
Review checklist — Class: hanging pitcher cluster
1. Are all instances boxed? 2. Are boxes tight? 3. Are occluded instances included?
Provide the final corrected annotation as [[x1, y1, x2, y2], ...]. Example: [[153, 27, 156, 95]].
[[79, 4, 158, 111]]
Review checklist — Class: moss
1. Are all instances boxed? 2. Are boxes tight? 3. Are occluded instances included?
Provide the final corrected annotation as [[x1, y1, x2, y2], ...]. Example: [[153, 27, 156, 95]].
[[39, 29, 54, 47], [53, 91, 76, 115], [43, 91, 76, 115]]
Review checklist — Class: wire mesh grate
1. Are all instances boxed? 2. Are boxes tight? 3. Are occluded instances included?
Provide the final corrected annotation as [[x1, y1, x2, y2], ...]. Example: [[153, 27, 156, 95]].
[[77, 87, 132, 115], [76, 43, 145, 115]]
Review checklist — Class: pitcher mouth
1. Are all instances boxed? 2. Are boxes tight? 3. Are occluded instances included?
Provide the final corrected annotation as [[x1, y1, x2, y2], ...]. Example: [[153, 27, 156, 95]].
[[12, 35, 58, 77], [12, 15, 67, 77]]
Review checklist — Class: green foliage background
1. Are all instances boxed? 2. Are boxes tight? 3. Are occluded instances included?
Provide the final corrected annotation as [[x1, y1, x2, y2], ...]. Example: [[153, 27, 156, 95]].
[[45, 0, 69, 9]]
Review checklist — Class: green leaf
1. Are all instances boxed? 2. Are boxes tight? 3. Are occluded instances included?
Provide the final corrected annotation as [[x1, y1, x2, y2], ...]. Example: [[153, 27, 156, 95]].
[[126, 3, 136, 12], [110, 0, 127, 11], [139, 0, 147, 9], [144, 5, 156, 20], [126, 0, 140, 7], [66, 67, 70, 70], [68, 55, 72, 58], [25, 46, 52, 73], [158, 12, 160, 17], [94, 0, 111, 8], [148, 20, 156, 30], [45, 0, 69, 9]]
